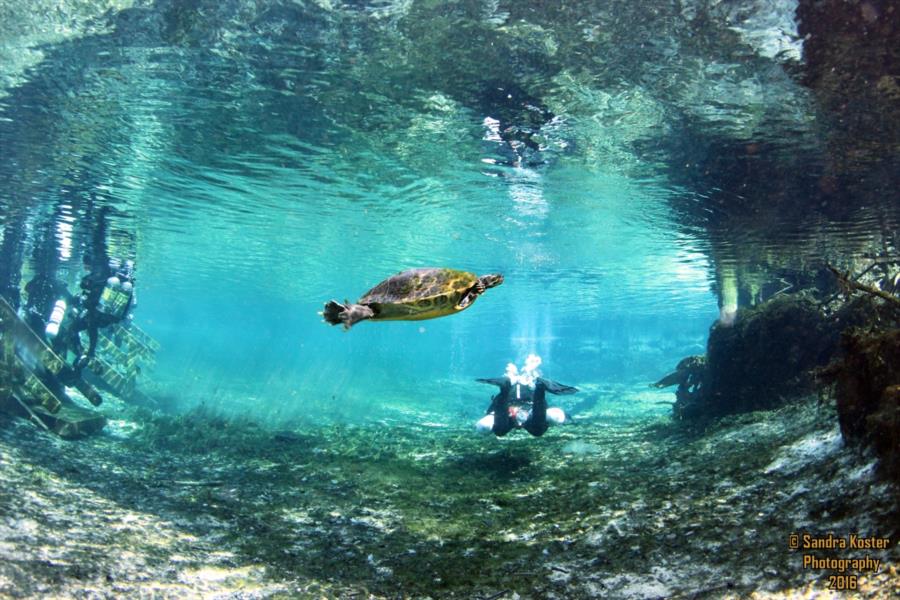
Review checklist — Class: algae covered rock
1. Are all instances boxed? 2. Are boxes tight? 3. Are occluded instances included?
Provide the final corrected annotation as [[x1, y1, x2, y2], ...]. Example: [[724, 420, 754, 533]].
[[824, 328, 900, 482], [674, 295, 839, 419], [661, 268, 900, 484], [868, 385, 900, 482]]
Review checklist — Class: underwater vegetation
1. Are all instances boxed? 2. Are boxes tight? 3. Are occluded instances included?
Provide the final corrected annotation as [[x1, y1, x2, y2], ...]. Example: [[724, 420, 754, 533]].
[[0, 394, 898, 599]]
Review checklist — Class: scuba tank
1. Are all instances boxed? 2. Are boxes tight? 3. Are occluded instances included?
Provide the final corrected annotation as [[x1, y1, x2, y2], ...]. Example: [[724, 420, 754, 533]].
[[45, 298, 67, 339], [97, 276, 132, 318], [97, 276, 120, 314]]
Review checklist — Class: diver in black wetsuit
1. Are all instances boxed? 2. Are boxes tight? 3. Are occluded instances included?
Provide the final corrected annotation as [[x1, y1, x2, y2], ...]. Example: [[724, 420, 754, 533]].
[[21, 218, 77, 355], [56, 205, 137, 370], [72, 255, 136, 369], [475, 356, 577, 437], [15, 217, 88, 395], [24, 274, 75, 348], [23, 272, 70, 336]]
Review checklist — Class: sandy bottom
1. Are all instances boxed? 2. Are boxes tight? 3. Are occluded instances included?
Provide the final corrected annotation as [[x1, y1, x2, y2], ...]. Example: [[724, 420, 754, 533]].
[[0, 396, 898, 599]]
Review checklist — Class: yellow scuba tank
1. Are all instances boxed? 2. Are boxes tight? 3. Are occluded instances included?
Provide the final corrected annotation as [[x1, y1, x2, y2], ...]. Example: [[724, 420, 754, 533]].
[[97, 276, 132, 318]]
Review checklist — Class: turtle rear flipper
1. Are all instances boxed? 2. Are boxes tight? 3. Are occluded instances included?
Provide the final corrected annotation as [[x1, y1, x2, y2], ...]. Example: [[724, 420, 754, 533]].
[[321, 300, 374, 329], [321, 300, 346, 326]]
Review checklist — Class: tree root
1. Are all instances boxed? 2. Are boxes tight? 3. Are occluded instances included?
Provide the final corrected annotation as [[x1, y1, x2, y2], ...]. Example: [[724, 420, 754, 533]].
[[826, 264, 900, 308]]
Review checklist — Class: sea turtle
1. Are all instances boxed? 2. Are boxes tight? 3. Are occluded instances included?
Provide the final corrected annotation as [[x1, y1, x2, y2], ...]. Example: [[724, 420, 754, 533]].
[[321, 268, 504, 330]]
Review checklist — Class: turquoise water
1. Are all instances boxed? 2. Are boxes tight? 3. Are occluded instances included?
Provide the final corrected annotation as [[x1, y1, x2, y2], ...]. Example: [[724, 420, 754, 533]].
[[0, 0, 768, 426], [0, 1, 898, 436], [2, 2, 900, 598], [137, 164, 715, 422], [0, 4, 897, 432]]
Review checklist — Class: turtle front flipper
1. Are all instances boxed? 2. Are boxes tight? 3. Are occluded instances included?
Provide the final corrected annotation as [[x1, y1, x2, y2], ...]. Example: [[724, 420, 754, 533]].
[[456, 288, 479, 309], [459, 278, 488, 308], [321, 300, 375, 330], [456, 273, 503, 310]]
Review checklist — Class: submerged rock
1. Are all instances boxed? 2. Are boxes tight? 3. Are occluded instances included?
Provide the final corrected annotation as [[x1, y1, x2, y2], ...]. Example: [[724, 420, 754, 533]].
[[661, 265, 900, 488], [824, 328, 900, 483], [670, 295, 839, 420], [666, 288, 898, 421]]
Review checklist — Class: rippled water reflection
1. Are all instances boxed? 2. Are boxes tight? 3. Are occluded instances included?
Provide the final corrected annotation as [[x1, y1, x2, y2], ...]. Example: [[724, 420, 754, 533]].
[[0, 0, 897, 417]]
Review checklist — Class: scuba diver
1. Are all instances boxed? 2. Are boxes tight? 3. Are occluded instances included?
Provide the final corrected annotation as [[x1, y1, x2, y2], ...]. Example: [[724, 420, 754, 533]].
[[23, 272, 73, 343], [20, 217, 79, 358], [12, 214, 106, 405], [72, 255, 136, 369], [64, 204, 137, 370], [479, 83, 556, 169], [24, 274, 76, 354], [475, 354, 577, 437]]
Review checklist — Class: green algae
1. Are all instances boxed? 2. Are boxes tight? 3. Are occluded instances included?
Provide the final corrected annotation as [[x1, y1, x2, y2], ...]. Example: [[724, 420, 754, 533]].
[[1, 395, 898, 598]]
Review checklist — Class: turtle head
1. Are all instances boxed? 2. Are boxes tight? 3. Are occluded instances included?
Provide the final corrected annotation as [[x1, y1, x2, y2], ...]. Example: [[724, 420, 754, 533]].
[[478, 273, 504, 290]]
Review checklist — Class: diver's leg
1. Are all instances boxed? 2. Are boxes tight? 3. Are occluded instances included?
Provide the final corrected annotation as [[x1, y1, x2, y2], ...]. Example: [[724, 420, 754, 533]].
[[73, 317, 98, 372], [68, 326, 87, 372], [524, 384, 548, 436], [491, 392, 514, 436], [86, 323, 99, 359]]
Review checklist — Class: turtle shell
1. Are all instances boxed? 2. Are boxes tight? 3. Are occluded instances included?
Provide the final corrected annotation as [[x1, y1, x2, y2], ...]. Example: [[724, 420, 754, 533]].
[[359, 268, 478, 320]]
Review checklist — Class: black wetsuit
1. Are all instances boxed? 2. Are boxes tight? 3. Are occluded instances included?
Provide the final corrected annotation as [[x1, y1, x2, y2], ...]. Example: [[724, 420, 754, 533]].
[[477, 377, 577, 437], [73, 267, 134, 364]]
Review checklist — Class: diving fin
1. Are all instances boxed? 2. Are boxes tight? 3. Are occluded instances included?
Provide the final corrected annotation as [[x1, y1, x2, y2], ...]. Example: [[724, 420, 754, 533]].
[[537, 378, 578, 395], [476, 377, 509, 387]]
